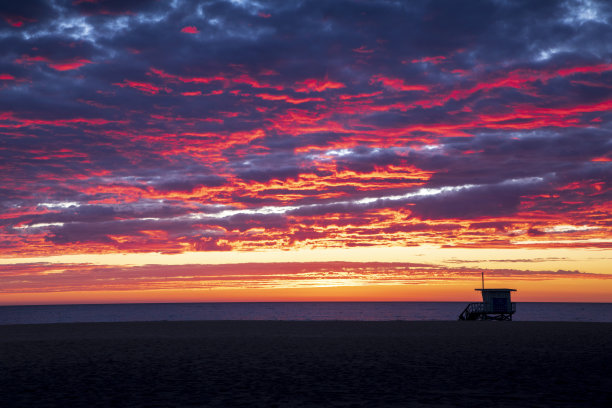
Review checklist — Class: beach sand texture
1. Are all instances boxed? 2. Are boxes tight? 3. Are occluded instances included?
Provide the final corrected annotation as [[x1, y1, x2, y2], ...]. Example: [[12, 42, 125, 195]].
[[1, 321, 611, 407]]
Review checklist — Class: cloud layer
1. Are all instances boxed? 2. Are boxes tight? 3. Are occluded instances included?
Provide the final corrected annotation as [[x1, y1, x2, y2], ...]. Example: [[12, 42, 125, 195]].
[[1, 0, 611, 256]]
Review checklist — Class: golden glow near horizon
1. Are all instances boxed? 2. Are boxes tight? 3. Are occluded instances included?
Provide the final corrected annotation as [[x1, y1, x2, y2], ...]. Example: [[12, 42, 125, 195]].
[[2, 245, 610, 305], [2, 278, 611, 305]]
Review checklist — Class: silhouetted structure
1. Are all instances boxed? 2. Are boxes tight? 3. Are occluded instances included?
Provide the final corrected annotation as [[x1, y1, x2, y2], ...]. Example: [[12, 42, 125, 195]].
[[459, 272, 516, 320]]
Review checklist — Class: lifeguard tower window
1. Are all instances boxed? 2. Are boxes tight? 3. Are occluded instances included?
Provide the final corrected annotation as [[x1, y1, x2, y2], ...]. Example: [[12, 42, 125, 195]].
[[493, 297, 507, 313]]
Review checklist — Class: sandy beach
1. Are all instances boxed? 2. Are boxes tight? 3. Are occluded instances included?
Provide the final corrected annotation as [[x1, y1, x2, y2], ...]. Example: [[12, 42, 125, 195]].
[[1, 321, 611, 407]]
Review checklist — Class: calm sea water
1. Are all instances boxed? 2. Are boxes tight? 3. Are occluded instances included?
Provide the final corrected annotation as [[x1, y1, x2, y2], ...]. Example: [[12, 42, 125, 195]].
[[0, 302, 611, 325]]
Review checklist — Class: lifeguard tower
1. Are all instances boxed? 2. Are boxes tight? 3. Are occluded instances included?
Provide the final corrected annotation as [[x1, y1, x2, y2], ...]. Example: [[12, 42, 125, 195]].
[[458, 272, 516, 321]]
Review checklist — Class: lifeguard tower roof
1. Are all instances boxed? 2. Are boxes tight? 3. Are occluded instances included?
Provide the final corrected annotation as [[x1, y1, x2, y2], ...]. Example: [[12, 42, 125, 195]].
[[475, 288, 516, 292]]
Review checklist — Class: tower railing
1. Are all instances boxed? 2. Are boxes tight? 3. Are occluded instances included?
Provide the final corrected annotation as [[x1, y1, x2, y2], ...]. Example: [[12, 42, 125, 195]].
[[458, 302, 516, 320]]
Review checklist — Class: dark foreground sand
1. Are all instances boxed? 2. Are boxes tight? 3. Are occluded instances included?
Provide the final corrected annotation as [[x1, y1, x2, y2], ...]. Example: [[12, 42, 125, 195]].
[[1, 321, 611, 407]]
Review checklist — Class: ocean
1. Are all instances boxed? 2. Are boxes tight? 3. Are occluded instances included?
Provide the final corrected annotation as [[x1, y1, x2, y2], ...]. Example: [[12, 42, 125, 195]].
[[1, 302, 611, 325]]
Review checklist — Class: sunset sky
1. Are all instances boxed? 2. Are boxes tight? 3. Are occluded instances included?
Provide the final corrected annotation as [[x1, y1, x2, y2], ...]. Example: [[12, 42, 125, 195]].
[[1, 0, 611, 305]]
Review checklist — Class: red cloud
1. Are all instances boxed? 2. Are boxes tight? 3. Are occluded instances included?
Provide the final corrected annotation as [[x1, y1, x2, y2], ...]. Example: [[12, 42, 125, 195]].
[[113, 80, 165, 94], [370, 75, 430, 92], [0, 111, 126, 128], [48, 59, 92, 71], [438, 63, 612, 105], [232, 74, 283, 90], [4, 17, 23, 27], [150, 68, 225, 85], [353, 45, 374, 54], [411, 55, 446, 64], [339, 91, 382, 100], [181, 26, 199, 34], [256, 93, 325, 104], [556, 63, 612, 76], [2, 15, 36, 27], [16, 55, 92, 71], [149, 68, 284, 93], [294, 78, 346, 93]]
